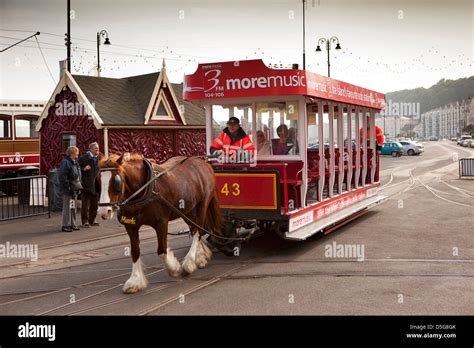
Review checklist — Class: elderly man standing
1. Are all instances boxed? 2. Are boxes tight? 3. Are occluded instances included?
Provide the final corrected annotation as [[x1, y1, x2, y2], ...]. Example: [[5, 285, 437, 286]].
[[79, 142, 101, 228]]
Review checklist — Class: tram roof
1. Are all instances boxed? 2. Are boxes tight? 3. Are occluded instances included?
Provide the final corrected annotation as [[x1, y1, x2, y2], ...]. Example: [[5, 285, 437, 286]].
[[183, 59, 385, 110]]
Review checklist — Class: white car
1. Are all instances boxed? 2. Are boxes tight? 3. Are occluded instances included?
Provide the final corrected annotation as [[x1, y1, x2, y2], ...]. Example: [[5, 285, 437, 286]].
[[458, 135, 472, 146], [399, 140, 424, 156]]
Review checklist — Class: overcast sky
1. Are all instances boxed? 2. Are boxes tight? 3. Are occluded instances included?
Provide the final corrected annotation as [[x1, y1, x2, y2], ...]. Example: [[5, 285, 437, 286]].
[[0, 0, 472, 101]]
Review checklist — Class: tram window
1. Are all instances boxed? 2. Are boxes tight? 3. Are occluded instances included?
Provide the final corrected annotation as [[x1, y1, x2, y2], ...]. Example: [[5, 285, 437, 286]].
[[211, 104, 253, 143], [256, 101, 299, 156], [15, 116, 38, 138], [0, 115, 12, 139], [62, 134, 76, 153]]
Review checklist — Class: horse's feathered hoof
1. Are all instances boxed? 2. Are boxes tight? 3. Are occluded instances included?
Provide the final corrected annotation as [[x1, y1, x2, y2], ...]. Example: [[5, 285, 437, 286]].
[[182, 259, 197, 275], [122, 279, 147, 294], [168, 266, 182, 278], [122, 284, 141, 294], [160, 249, 183, 278]]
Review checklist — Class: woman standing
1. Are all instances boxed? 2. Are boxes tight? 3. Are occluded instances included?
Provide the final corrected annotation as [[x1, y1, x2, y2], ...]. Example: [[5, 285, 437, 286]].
[[58, 146, 82, 232]]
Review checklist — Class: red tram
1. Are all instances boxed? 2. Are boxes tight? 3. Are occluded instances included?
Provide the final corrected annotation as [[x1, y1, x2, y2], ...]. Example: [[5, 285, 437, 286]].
[[0, 101, 42, 179], [184, 60, 386, 241]]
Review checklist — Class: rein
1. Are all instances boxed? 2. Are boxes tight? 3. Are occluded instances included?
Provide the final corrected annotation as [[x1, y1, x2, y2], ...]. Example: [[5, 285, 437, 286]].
[[100, 155, 249, 242], [119, 157, 188, 208], [98, 157, 188, 209], [153, 191, 253, 242]]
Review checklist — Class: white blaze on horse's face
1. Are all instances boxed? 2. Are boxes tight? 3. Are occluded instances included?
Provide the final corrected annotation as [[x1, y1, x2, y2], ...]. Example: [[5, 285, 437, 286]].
[[98, 171, 114, 220]]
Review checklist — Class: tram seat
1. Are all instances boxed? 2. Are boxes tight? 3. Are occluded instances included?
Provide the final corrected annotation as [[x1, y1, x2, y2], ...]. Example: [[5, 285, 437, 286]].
[[285, 161, 304, 208], [254, 160, 304, 209], [366, 148, 375, 183], [307, 149, 320, 181], [367, 148, 374, 167]]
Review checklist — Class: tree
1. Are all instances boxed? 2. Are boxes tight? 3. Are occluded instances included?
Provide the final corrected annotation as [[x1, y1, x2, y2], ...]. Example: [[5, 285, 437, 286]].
[[462, 124, 474, 135]]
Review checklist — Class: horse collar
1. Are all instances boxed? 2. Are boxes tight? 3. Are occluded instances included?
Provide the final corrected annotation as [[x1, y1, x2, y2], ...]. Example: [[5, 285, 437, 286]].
[[119, 158, 155, 210]]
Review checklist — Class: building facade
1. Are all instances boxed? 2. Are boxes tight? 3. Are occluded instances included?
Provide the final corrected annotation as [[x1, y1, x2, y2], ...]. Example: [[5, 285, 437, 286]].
[[36, 64, 206, 175], [376, 116, 413, 139], [417, 98, 473, 138]]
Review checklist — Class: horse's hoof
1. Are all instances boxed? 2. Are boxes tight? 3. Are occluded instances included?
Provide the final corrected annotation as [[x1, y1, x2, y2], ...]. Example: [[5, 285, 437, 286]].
[[122, 283, 142, 294], [195, 247, 209, 268], [195, 256, 208, 269], [182, 260, 197, 275], [168, 266, 182, 278]]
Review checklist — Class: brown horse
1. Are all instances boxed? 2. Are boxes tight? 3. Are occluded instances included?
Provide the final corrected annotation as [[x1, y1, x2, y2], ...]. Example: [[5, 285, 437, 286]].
[[97, 153, 222, 294]]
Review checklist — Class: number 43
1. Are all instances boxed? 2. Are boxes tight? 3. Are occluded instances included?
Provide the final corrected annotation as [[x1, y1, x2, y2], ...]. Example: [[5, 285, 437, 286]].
[[221, 183, 240, 196]]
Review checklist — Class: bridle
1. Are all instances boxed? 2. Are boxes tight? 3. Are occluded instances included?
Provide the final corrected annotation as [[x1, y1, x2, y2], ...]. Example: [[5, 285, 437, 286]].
[[97, 166, 124, 209], [97, 157, 187, 210]]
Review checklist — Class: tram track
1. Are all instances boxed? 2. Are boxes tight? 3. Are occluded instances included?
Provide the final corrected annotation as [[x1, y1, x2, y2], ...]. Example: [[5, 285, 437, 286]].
[[0, 222, 189, 269], [0, 229, 190, 278], [0, 237, 193, 306], [378, 143, 474, 203], [3, 142, 472, 315], [223, 271, 474, 280], [32, 239, 293, 315]]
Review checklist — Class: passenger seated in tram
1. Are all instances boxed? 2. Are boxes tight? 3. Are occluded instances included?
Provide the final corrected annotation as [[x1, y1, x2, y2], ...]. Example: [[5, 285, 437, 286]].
[[288, 127, 299, 154], [210, 116, 256, 161], [256, 130, 272, 155], [272, 124, 296, 155]]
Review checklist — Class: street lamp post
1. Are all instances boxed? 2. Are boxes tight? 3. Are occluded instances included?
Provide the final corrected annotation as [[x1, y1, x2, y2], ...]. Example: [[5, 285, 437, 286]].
[[315, 36, 341, 78], [97, 30, 111, 77]]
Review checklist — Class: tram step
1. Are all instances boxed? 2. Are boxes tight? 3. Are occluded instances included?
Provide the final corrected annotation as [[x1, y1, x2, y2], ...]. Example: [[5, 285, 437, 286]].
[[284, 195, 387, 241]]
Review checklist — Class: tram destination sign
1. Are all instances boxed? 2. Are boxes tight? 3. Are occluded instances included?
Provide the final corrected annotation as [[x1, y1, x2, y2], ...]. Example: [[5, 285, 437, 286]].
[[0, 154, 40, 169], [184, 59, 385, 109]]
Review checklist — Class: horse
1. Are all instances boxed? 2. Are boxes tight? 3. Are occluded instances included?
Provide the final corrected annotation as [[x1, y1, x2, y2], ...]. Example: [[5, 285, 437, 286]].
[[97, 153, 223, 294]]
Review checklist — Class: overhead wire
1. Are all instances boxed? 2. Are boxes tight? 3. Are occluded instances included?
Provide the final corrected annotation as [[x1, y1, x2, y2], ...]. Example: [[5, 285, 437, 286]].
[[34, 36, 56, 84]]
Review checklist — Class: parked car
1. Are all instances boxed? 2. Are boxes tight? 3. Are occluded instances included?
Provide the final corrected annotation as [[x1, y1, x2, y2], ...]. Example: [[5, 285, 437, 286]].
[[399, 140, 424, 156], [429, 136, 438, 141], [381, 142, 403, 157], [458, 135, 472, 145], [458, 135, 472, 147], [451, 137, 458, 142]]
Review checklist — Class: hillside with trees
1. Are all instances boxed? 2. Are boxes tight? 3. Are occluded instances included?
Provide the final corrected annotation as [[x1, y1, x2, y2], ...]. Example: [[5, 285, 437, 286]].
[[386, 76, 474, 115]]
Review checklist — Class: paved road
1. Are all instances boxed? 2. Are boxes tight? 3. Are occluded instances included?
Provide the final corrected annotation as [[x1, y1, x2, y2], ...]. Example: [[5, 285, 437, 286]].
[[1, 141, 473, 315]]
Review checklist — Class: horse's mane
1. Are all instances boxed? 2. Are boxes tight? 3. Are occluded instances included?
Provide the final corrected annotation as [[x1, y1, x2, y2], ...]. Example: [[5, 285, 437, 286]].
[[99, 152, 146, 168], [127, 153, 146, 162]]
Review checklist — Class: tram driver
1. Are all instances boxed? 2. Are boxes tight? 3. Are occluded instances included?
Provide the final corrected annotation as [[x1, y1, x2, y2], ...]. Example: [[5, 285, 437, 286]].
[[210, 116, 256, 163]]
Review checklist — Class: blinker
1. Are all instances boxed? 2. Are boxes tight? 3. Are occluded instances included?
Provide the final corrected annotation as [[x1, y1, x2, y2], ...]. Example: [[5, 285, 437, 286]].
[[114, 174, 122, 193]]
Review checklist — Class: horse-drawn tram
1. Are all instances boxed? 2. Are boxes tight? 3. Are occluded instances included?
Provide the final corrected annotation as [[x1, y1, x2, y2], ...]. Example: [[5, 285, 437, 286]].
[[183, 59, 387, 241]]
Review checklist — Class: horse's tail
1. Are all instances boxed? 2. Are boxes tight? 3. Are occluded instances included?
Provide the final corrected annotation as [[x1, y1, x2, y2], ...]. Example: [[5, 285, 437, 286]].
[[205, 192, 223, 235]]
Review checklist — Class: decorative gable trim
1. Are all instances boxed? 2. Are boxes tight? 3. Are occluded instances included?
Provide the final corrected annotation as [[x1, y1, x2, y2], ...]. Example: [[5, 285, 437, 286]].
[[144, 60, 187, 125], [36, 70, 104, 131], [150, 89, 175, 121]]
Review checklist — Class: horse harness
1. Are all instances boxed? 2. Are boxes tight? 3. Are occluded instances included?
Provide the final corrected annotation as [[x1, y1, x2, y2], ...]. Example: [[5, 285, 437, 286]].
[[98, 157, 250, 242]]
